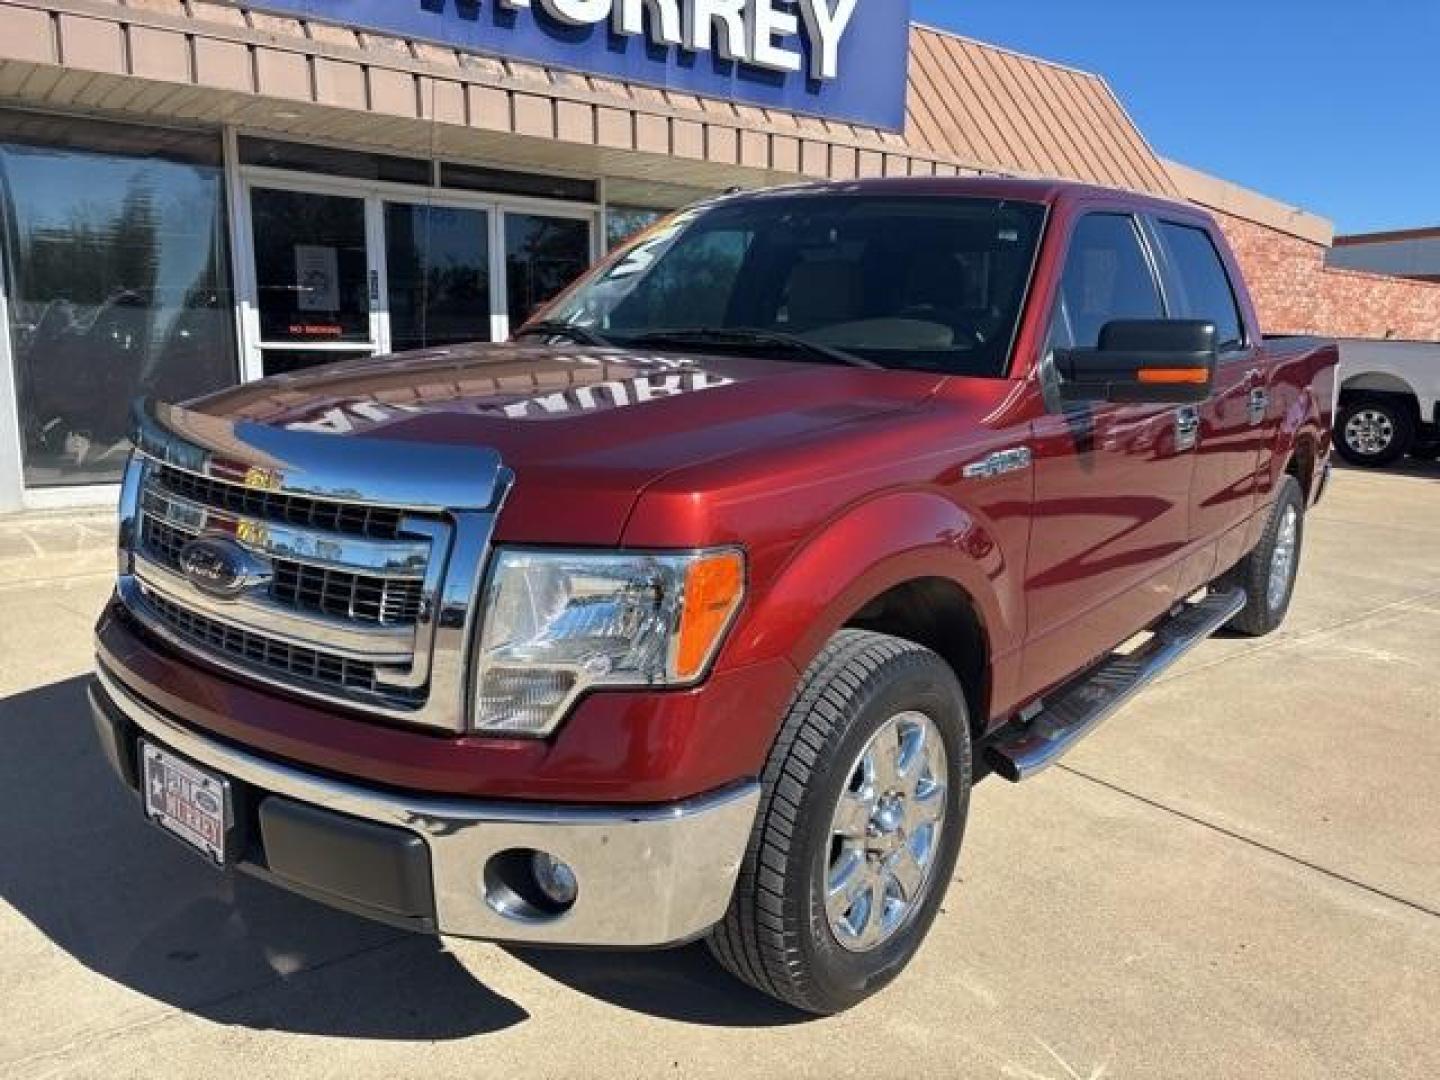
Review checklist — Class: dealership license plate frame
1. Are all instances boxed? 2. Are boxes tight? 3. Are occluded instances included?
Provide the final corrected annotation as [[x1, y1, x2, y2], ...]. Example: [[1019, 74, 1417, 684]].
[[141, 741, 232, 866]]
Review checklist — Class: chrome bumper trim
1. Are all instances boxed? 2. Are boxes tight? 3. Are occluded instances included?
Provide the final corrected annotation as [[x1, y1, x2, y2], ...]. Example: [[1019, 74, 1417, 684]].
[[95, 664, 760, 947]]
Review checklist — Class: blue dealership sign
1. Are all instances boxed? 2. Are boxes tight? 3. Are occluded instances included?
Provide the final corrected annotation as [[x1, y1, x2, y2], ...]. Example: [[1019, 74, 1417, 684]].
[[249, 0, 911, 130]]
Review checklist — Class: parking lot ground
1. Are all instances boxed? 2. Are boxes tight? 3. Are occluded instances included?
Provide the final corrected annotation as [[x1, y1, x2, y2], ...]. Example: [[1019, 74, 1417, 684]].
[[1, 461, 1437, 1080]]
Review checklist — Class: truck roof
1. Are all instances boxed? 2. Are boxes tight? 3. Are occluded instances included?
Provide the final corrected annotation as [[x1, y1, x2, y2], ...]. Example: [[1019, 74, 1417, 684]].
[[721, 175, 1198, 217]]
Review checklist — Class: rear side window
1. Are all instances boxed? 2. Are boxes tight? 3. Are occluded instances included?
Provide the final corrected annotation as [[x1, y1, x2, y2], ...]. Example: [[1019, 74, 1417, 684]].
[[1157, 222, 1246, 352], [1053, 214, 1164, 349]]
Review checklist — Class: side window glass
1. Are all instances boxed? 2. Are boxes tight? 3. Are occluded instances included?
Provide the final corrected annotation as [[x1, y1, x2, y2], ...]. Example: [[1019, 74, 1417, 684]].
[[1053, 214, 1164, 349], [1158, 222, 1246, 352]]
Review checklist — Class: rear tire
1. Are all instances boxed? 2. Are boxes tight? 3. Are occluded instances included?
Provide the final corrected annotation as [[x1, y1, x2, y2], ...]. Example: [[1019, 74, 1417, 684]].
[[707, 629, 971, 1015], [1220, 475, 1305, 637], [1336, 395, 1414, 467]]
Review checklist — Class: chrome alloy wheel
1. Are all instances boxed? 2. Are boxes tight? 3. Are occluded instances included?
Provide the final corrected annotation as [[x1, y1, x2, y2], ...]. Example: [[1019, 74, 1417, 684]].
[[1268, 504, 1300, 611], [1344, 409, 1396, 456], [825, 711, 948, 953]]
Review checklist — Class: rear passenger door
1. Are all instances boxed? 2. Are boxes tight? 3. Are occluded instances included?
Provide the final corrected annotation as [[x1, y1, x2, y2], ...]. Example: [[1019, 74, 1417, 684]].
[[1149, 218, 1264, 564]]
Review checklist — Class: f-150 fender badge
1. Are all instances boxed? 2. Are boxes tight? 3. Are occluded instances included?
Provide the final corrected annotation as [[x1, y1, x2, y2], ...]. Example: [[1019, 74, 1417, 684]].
[[963, 447, 1033, 480]]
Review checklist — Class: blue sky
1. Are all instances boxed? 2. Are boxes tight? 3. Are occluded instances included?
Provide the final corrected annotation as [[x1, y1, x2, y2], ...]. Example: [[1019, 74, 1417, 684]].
[[912, 0, 1439, 234]]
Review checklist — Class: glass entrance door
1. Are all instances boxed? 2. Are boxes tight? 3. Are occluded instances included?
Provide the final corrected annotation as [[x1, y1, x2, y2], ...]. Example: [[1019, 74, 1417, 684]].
[[248, 185, 380, 377], [241, 176, 598, 378], [503, 210, 593, 329], [383, 202, 495, 351]]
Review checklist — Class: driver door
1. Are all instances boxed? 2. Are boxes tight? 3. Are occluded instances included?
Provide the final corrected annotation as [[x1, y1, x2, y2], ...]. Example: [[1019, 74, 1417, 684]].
[[1023, 212, 1198, 694]]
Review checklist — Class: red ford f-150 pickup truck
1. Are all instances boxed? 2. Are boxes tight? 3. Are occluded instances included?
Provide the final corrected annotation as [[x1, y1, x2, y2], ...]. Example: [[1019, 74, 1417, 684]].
[[91, 177, 1337, 1014]]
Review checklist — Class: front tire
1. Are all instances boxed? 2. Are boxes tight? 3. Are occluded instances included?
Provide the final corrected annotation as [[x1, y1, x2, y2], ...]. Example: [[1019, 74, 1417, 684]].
[[707, 630, 971, 1015], [1220, 475, 1306, 637], [1336, 395, 1414, 467]]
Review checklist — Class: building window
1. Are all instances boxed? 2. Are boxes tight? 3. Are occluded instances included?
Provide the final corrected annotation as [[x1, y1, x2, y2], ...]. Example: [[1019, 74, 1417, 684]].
[[239, 137, 431, 186], [0, 116, 235, 488], [442, 162, 596, 204], [606, 206, 669, 250], [504, 213, 591, 328]]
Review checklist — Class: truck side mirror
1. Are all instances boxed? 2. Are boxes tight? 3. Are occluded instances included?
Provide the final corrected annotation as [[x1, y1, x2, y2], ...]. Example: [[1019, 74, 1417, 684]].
[[1055, 319, 1218, 404]]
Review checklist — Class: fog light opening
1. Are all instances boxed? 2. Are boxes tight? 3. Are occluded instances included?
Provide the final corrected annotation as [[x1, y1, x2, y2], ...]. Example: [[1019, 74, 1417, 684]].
[[482, 848, 579, 922]]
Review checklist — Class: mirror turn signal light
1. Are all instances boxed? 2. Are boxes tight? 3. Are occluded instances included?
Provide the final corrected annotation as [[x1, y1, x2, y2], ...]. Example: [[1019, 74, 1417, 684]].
[[1137, 367, 1211, 385]]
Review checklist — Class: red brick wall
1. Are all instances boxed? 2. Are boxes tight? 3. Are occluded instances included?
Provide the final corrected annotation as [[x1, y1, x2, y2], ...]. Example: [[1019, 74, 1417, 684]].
[[1316, 266, 1440, 340], [1209, 211, 1440, 341]]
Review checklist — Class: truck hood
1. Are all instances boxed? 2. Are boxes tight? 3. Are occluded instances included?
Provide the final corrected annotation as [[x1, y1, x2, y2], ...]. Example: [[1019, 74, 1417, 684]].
[[190, 343, 945, 544]]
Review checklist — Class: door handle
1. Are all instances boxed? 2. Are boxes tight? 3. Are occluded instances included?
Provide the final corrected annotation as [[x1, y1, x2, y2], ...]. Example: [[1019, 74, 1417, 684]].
[[1175, 406, 1200, 450], [1248, 387, 1269, 424]]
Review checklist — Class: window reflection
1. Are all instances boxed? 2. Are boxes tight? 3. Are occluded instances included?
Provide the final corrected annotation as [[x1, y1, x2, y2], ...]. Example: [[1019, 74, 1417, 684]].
[[385, 203, 492, 351], [504, 213, 590, 328], [0, 127, 235, 487], [605, 206, 668, 250]]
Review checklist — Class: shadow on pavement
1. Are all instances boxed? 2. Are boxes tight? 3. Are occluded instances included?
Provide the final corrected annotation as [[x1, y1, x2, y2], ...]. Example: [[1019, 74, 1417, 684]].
[[507, 943, 811, 1028], [1333, 457, 1440, 480], [1, 675, 811, 1034], [0, 676, 527, 1040]]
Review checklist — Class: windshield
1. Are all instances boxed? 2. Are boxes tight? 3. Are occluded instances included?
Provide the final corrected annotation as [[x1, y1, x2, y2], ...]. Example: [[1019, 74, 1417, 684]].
[[542, 193, 1047, 377]]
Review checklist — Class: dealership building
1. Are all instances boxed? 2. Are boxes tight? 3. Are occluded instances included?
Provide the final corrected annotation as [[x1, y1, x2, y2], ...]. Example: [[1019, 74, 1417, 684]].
[[1329, 226, 1440, 285], [0, 0, 1437, 512]]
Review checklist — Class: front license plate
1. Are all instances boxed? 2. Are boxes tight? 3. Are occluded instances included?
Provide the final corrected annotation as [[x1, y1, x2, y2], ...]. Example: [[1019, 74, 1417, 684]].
[[141, 741, 231, 865]]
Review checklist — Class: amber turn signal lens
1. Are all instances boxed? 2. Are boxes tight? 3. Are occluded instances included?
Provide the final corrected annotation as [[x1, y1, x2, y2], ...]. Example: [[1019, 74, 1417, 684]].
[[1137, 367, 1210, 385], [674, 551, 746, 681]]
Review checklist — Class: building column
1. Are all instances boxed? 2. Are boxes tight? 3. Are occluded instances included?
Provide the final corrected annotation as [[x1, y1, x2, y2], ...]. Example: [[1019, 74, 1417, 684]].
[[0, 263, 24, 511]]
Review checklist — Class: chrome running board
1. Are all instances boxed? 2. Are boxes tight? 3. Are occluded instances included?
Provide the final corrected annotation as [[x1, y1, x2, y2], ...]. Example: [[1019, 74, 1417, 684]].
[[989, 589, 1247, 782]]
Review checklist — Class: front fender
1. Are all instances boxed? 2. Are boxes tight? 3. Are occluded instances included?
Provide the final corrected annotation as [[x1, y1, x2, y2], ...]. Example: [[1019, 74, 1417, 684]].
[[723, 489, 1021, 679]]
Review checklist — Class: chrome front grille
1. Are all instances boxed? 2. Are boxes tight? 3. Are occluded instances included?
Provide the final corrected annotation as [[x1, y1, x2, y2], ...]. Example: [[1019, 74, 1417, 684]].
[[129, 467, 438, 710], [140, 511, 424, 627], [119, 397, 509, 733], [139, 513, 190, 567], [271, 561, 424, 626], [155, 463, 406, 539], [141, 588, 383, 694]]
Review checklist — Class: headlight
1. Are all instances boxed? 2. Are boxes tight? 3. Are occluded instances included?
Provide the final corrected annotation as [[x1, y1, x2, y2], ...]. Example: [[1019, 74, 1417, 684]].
[[472, 548, 745, 736]]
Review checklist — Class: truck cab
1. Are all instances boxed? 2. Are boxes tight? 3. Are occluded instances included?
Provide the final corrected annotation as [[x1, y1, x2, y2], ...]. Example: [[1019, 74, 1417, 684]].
[[90, 177, 1337, 1014]]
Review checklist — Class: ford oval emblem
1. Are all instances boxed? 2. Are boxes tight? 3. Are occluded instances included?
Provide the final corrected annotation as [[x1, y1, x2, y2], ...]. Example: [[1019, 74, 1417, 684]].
[[178, 536, 268, 600], [193, 788, 221, 816]]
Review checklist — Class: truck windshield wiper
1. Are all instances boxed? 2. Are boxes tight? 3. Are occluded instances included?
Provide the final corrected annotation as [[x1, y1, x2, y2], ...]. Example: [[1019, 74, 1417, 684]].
[[514, 321, 613, 347], [629, 327, 879, 369]]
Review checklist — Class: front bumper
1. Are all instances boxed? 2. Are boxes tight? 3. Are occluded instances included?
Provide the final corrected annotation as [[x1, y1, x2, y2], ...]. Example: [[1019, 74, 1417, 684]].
[[91, 663, 760, 947]]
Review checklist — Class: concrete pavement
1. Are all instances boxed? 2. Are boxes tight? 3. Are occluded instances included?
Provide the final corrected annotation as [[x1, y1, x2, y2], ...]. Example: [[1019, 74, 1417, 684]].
[[1, 462, 1437, 1079]]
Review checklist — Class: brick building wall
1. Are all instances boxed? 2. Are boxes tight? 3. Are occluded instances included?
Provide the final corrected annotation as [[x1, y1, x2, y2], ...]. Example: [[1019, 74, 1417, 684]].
[[1210, 210, 1440, 341]]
